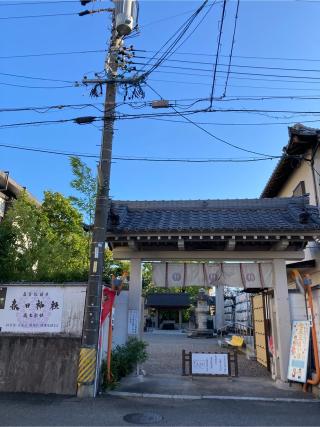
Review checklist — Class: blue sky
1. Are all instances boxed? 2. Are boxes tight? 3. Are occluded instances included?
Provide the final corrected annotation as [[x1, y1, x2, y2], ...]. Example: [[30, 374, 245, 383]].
[[1, 0, 320, 203]]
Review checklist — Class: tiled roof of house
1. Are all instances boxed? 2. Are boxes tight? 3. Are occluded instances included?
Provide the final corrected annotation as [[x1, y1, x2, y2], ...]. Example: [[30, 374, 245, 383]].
[[0, 171, 39, 205], [261, 124, 320, 198], [107, 196, 320, 235]]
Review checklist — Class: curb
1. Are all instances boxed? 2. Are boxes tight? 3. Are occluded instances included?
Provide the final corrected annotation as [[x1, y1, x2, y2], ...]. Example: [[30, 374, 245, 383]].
[[107, 390, 319, 403]]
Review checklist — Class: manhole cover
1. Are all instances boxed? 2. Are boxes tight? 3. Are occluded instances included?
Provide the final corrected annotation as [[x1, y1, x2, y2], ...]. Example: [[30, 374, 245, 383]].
[[123, 412, 164, 425]]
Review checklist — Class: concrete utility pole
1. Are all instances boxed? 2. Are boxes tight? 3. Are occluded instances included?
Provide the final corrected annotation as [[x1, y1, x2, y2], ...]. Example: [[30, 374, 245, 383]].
[[77, 0, 137, 398]]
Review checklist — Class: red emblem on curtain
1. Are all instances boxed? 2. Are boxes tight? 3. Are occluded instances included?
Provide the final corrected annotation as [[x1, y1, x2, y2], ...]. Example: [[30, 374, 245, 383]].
[[101, 287, 116, 324]]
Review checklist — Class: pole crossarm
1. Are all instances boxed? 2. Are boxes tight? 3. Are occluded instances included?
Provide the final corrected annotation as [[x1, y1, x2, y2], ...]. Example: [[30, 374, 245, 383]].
[[81, 77, 144, 85]]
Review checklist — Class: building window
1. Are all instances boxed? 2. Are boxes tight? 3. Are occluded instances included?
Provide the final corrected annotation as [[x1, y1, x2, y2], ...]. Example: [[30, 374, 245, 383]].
[[293, 181, 306, 197]]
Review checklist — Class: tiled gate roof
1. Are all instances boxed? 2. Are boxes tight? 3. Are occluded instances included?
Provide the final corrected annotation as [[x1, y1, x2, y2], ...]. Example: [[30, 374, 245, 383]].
[[107, 196, 320, 235]]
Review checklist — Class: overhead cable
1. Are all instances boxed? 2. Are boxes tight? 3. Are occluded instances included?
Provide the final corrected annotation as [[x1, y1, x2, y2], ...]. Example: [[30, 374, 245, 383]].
[[0, 12, 77, 19], [210, 0, 227, 105], [134, 61, 320, 82], [135, 48, 320, 64], [145, 83, 279, 158], [0, 81, 75, 89], [0, 71, 74, 83], [222, 0, 240, 97], [140, 0, 209, 78], [0, 142, 282, 163]]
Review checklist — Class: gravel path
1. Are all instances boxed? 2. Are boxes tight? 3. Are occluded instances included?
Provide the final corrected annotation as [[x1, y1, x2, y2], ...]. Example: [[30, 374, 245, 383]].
[[142, 331, 269, 377]]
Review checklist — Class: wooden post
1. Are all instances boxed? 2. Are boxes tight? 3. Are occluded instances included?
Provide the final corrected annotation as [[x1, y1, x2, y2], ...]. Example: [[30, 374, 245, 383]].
[[182, 349, 186, 376], [234, 350, 238, 377]]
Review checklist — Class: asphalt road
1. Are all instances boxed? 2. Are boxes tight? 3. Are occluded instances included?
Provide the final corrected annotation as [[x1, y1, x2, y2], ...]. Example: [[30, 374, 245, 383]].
[[0, 393, 319, 426]]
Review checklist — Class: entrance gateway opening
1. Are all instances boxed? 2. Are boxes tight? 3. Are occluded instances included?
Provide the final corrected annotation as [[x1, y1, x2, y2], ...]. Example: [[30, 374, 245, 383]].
[[106, 197, 320, 386]]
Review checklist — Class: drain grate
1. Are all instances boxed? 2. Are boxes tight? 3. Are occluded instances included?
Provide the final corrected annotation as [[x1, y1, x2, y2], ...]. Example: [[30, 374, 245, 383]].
[[123, 412, 164, 425]]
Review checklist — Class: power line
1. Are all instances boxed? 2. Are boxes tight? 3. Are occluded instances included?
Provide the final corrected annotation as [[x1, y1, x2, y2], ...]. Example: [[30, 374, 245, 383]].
[[222, 0, 240, 97], [210, 0, 227, 105], [134, 61, 320, 82], [144, 116, 320, 127], [0, 71, 74, 84], [0, 142, 282, 163], [171, 106, 279, 158], [140, 1, 219, 30], [141, 0, 210, 78], [4, 56, 320, 90], [146, 68, 320, 86], [0, 12, 77, 19], [3, 108, 320, 130], [3, 46, 320, 65], [0, 81, 75, 89], [0, 102, 104, 113], [135, 48, 320, 64], [0, 117, 77, 129], [4, 47, 320, 76], [149, 77, 320, 91], [0, 49, 106, 60], [4, 95, 320, 117], [135, 55, 320, 75], [145, 83, 279, 158], [166, 1, 217, 60], [0, 1, 93, 5]]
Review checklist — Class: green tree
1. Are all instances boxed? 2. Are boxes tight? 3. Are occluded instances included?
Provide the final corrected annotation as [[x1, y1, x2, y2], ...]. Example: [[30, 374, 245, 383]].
[[0, 191, 89, 282], [68, 157, 130, 283], [69, 156, 96, 225], [40, 191, 89, 281], [0, 192, 50, 281]]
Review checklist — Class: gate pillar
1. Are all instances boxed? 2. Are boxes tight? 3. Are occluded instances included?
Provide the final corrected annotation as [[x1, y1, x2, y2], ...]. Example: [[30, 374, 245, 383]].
[[272, 259, 291, 382], [128, 258, 143, 338], [215, 284, 225, 331]]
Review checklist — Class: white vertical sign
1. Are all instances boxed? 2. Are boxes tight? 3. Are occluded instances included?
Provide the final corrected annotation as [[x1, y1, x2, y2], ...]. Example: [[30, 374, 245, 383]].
[[128, 309, 138, 335], [287, 320, 310, 383]]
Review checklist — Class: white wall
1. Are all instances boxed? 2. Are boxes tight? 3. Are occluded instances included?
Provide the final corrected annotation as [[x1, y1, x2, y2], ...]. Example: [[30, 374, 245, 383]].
[[113, 291, 129, 347], [0, 283, 87, 337], [289, 292, 308, 322], [278, 149, 317, 204], [61, 285, 87, 337], [100, 291, 129, 361]]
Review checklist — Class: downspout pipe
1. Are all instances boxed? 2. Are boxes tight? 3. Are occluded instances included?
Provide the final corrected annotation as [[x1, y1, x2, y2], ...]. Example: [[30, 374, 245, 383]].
[[303, 275, 320, 392]]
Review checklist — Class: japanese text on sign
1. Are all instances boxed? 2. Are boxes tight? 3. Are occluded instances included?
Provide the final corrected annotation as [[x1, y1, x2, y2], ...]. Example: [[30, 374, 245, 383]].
[[191, 353, 229, 375], [128, 309, 138, 335], [287, 320, 310, 383], [0, 286, 63, 333]]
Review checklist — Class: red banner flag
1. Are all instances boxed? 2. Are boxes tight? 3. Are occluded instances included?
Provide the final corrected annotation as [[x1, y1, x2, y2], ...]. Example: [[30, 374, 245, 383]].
[[101, 287, 116, 324]]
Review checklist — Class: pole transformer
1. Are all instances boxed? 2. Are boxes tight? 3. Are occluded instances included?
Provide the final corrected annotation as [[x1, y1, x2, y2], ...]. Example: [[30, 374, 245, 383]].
[[77, 0, 137, 398]]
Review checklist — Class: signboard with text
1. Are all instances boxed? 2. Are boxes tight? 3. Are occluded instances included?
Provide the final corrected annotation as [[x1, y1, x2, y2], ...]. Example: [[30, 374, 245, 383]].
[[128, 309, 138, 335], [287, 320, 310, 383], [191, 353, 229, 376], [0, 286, 63, 334]]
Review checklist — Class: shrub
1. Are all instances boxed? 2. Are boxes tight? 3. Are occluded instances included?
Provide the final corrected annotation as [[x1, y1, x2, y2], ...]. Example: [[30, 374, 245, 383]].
[[101, 338, 148, 389]]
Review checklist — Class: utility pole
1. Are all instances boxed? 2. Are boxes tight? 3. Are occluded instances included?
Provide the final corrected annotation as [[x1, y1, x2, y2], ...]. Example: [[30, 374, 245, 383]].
[[77, 0, 138, 398]]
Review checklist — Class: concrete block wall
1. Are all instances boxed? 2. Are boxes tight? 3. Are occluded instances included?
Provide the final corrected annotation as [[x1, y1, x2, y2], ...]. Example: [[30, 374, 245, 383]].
[[0, 284, 87, 395], [0, 336, 81, 395]]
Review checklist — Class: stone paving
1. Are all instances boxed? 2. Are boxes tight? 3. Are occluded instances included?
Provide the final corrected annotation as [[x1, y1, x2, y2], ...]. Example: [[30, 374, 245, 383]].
[[142, 331, 270, 377]]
